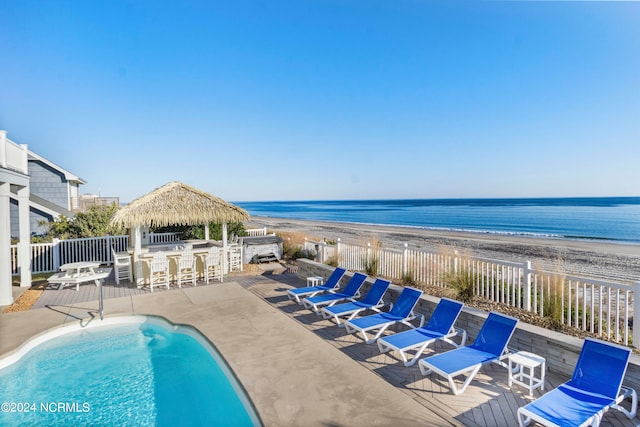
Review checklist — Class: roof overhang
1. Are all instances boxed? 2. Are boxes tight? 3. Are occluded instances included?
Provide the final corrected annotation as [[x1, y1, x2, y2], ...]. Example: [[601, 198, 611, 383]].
[[28, 150, 86, 185]]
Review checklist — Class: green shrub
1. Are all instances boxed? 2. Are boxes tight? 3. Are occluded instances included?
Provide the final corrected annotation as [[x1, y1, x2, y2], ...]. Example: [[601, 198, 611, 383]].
[[440, 267, 475, 303], [325, 256, 339, 267], [283, 243, 316, 260], [543, 282, 563, 328], [399, 271, 417, 287], [155, 222, 246, 241], [39, 204, 125, 241], [363, 255, 379, 276]]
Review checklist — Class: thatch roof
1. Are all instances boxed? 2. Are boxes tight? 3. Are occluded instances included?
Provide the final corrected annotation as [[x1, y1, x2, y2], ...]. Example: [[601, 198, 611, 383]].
[[110, 181, 250, 228]]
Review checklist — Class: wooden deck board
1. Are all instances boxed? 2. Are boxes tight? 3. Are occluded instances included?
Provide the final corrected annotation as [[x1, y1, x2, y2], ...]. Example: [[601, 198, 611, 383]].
[[249, 275, 640, 427]]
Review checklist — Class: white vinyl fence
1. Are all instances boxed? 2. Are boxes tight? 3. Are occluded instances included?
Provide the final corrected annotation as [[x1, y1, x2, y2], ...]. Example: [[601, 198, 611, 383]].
[[246, 227, 268, 236], [10, 233, 180, 275], [10, 229, 267, 275], [305, 239, 639, 348]]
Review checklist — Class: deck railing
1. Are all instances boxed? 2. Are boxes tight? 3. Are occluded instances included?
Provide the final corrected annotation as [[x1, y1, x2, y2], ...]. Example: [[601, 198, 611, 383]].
[[149, 232, 180, 244], [246, 227, 268, 236], [0, 131, 29, 173], [10, 233, 180, 274], [306, 239, 639, 347], [10, 230, 266, 275]]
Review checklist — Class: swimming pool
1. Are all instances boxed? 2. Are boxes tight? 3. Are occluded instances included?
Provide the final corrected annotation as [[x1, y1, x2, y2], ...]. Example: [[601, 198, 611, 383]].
[[0, 316, 262, 426]]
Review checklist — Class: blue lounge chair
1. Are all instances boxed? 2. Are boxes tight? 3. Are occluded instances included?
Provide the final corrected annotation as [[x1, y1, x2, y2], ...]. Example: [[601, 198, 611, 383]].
[[517, 338, 638, 427], [377, 297, 466, 366], [286, 267, 346, 304], [301, 272, 367, 312], [344, 287, 424, 344], [418, 312, 518, 395], [320, 278, 391, 327]]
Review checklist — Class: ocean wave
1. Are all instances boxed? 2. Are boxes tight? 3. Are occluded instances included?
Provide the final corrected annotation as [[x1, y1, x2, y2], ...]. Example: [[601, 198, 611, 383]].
[[238, 197, 640, 245]]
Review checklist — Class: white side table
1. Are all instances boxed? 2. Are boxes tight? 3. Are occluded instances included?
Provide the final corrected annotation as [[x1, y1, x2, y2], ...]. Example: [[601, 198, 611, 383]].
[[508, 351, 546, 396], [306, 276, 324, 286]]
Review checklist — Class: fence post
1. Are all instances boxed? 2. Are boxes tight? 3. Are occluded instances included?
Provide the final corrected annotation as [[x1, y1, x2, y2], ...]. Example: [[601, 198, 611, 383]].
[[52, 238, 61, 271], [337, 238, 341, 265], [403, 243, 408, 275], [453, 250, 459, 273], [106, 235, 112, 263], [319, 241, 327, 263], [634, 282, 640, 349], [523, 261, 532, 311]]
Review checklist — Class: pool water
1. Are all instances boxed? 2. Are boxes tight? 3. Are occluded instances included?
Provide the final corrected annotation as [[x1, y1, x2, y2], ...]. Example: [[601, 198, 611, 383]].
[[0, 318, 261, 426]]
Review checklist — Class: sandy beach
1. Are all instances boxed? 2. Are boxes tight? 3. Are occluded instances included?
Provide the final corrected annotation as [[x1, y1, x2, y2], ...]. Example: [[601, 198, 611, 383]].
[[246, 216, 640, 283]]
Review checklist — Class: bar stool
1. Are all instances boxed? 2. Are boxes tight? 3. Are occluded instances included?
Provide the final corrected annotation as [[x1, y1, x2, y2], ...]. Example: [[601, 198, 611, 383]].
[[149, 253, 170, 292], [228, 245, 242, 272], [204, 247, 223, 283], [111, 247, 132, 285], [177, 248, 197, 287]]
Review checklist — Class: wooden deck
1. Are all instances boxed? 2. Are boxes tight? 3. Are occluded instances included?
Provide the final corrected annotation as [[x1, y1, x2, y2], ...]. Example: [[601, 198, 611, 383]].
[[250, 275, 640, 427], [30, 270, 640, 427], [33, 277, 158, 309]]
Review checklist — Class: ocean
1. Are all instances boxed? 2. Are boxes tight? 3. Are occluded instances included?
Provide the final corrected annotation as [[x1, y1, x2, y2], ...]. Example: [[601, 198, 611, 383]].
[[235, 197, 640, 244]]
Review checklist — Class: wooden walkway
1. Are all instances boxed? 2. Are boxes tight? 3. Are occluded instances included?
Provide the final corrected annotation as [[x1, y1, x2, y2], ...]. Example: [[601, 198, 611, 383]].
[[30, 271, 640, 427]]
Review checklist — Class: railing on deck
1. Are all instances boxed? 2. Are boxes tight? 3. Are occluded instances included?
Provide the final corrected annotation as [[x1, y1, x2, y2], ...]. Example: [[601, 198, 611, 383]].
[[10, 233, 180, 275], [305, 239, 638, 347], [149, 232, 180, 244], [246, 227, 268, 236], [0, 133, 29, 173]]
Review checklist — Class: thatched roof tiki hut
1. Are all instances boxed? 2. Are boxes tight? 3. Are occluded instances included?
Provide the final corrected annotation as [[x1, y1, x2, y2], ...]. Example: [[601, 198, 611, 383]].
[[109, 181, 250, 284]]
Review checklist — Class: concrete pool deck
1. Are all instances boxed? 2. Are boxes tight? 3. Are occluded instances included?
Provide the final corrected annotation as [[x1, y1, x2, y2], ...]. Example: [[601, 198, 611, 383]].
[[1, 276, 447, 426], [2, 272, 639, 426]]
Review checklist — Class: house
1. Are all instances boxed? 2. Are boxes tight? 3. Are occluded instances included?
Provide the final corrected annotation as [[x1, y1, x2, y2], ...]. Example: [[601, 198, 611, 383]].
[[9, 149, 86, 237], [1, 130, 87, 305], [1, 130, 31, 305]]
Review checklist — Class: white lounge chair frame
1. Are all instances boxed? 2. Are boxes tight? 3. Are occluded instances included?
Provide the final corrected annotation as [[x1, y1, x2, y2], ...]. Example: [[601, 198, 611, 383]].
[[517, 338, 638, 427], [418, 312, 518, 395], [344, 287, 425, 344], [301, 272, 367, 313], [377, 298, 467, 367], [286, 268, 347, 304], [320, 278, 390, 327]]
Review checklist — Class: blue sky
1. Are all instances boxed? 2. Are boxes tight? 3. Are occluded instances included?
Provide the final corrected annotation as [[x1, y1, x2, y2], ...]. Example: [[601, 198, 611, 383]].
[[1, 1, 638, 203]]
